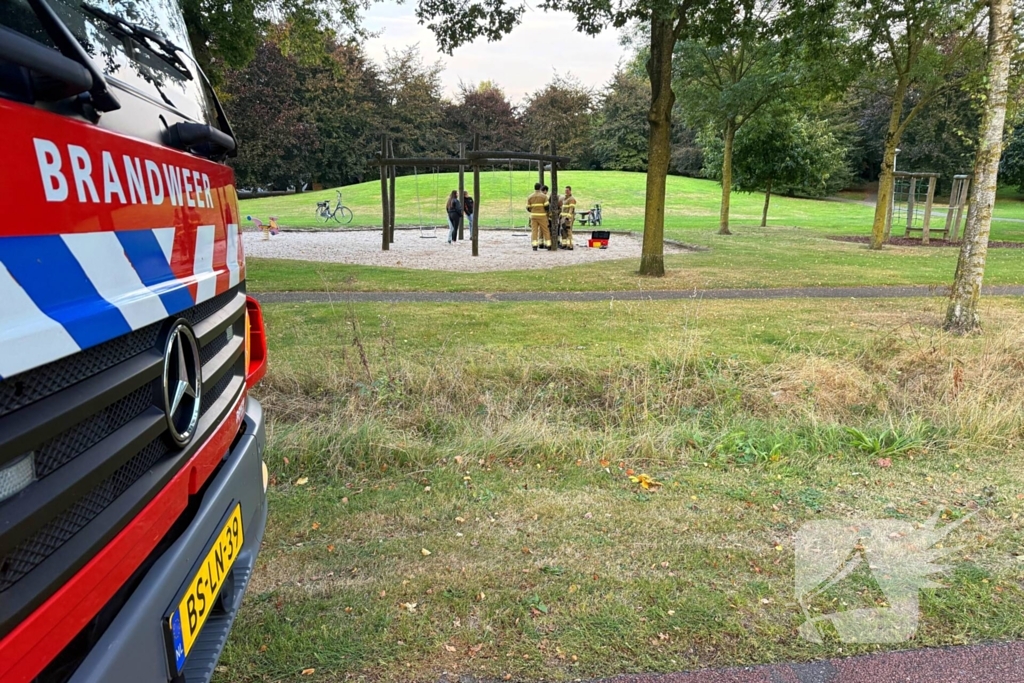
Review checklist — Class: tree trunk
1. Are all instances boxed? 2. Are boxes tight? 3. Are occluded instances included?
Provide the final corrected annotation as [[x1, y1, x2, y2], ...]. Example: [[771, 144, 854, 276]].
[[870, 76, 908, 249], [945, 0, 1014, 333], [761, 178, 773, 227], [639, 13, 677, 277], [719, 119, 736, 235]]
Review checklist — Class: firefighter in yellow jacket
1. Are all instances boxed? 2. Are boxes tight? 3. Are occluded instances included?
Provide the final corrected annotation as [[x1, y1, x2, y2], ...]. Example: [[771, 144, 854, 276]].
[[527, 182, 550, 250], [559, 186, 577, 250]]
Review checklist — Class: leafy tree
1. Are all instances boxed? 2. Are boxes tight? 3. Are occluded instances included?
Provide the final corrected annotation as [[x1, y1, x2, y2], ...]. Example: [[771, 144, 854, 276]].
[[222, 28, 385, 189], [220, 39, 320, 189], [674, 0, 834, 234], [443, 82, 524, 152], [414, 0, 832, 275], [946, 0, 1017, 332], [847, 0, 986, 249], [592, 68, 703, 174], [521, 75, 596, 168], [702, 108, 852, 225], [182, 0, 365, 85], [840, 69, 985, 197], [381, 46, 454, 158], [301, 41, 386, 186], [1001, 125, 1024, 192], [593, 69, 650, 171]]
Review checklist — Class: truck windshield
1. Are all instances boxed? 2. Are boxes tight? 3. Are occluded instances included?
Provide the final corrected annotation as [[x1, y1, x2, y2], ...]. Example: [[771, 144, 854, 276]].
[[47, 0, 214, 122]]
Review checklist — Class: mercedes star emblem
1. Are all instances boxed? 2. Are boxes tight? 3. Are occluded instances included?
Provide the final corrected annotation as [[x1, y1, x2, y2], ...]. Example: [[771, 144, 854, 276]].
[[162, 321, 203, 446]]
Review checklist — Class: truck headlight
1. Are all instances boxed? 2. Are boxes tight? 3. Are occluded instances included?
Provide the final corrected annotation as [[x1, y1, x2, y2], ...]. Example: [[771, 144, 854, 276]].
[[0, 452, 36, 503]]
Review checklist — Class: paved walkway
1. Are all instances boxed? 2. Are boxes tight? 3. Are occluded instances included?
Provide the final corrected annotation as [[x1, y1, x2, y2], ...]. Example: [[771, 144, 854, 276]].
[[253, 284, 1024, 305], [593, 640, 1024, 683]]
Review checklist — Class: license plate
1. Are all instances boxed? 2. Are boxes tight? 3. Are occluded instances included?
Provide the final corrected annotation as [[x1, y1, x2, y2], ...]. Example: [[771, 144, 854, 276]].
[[167, 503, 243, 672]]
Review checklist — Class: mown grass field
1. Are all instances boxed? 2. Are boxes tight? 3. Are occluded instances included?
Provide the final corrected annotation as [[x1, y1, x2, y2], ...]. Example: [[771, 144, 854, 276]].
[[216, 296, 1024, 683], [239, 171, 1024, 237], [245, 225, 1024, 293], [240, 172, 1024, 295]]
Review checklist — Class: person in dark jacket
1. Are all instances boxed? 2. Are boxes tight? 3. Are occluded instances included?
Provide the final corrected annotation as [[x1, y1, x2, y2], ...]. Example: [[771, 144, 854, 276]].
[[462, 191, 475, 239], [445, 190, 462, 244]]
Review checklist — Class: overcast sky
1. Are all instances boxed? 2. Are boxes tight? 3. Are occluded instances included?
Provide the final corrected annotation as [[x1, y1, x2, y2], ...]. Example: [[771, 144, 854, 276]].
[[362, 2, 629, 105]]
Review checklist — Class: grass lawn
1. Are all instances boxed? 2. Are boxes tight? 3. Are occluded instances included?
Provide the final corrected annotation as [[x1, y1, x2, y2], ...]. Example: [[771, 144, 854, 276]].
[[244, 226, 1024, 293], [239, 171, 1024, 237], [217, 296, 1024, 682], [240, 172, 1024, 295]]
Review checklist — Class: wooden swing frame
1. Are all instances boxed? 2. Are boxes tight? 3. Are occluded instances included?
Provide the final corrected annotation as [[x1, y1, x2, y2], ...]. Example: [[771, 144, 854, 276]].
[[375, 134, 570, 256]]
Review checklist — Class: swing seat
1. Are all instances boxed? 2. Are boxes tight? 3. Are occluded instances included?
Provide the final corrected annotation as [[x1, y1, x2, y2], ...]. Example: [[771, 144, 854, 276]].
[[420, 225, 438, 239]]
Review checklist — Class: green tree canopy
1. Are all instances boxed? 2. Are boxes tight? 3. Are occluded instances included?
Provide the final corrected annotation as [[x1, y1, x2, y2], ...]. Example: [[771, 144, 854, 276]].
[[702, 107, 852, 225], [521, 75, 596, 167], [443, 82, 524, 152], [592, 69, 650, 171]]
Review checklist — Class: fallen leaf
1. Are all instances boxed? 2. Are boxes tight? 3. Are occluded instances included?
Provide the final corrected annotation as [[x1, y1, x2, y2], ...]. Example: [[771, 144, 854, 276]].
[[421, 548, 432, 556], [283, 457, 290, 465], [399, 602, 418, 613], [444, 644, 456, 652], [259, 644, 268, 652], [877, 458, 892, 469], [521, 547, 532, 554], [455, 516, 465, 523], [629, 473, 663, 490], [341, 497, 348, 504], [599, 459, 610, 468], [295, 477, 309, 486], [454, 456, 464, 465], [469, 643, 483, 655], [311, 522, 320, 530], [327, 545, 335, 553], [301, 668, 315, 676]]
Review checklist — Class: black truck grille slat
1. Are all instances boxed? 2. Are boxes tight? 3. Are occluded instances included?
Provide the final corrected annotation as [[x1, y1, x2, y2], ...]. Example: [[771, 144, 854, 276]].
[[0, 326, 159, 418], [0, 287, 238, 418], [200, 327, 232, 366], [201, 361, 240, 415], [34, 385, 155, 478], [0, 285, 245, 617], [0, 439, 171, 592]]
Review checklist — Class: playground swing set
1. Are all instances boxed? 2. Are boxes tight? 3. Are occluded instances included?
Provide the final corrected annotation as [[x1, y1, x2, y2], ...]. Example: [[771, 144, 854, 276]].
[[376, 134, 606, 256], [884, 171, 972, 245]]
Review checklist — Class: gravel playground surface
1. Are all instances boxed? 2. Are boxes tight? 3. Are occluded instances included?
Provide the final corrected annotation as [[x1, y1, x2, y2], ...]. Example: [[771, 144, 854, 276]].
[[242, 228, 692, 272]]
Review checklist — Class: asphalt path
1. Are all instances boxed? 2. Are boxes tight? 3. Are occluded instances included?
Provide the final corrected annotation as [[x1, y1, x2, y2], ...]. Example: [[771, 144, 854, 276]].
[[588, 640, 1024, 682], [253, 285, 1024, 305]]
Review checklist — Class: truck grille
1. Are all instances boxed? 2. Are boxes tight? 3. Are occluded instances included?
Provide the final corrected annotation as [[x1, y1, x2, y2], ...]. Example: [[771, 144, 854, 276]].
[[0, 285, 248, 637]]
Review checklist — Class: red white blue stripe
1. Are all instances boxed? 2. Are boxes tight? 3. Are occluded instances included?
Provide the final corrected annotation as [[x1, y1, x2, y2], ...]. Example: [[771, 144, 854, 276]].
[[0, 225, 242, 379]]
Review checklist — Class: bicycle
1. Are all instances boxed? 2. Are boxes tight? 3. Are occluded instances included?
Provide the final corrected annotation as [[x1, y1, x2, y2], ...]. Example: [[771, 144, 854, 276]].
[[315, 190, 354, 224]]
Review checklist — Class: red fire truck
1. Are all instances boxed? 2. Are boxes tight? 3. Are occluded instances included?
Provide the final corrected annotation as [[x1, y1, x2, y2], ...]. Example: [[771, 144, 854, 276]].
[[0, 1, 269, 681]]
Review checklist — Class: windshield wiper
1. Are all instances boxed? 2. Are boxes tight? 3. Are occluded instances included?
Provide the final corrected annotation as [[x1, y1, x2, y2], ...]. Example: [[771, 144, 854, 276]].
[[25, 0, 120, 113], [80, 3, 193, 80]]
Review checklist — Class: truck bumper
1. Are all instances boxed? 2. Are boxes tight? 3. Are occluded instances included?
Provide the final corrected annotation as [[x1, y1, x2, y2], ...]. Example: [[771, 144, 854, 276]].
[[69, 396, 267, 683]]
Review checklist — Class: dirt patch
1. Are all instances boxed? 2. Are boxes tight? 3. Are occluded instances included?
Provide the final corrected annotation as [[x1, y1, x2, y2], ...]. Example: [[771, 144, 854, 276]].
[[829, 235, 1024, 248], [243, 228, 693, 272]]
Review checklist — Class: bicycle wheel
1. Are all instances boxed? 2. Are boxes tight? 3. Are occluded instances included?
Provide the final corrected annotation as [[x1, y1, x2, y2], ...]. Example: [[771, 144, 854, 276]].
[[338, 206, 354, 225]]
